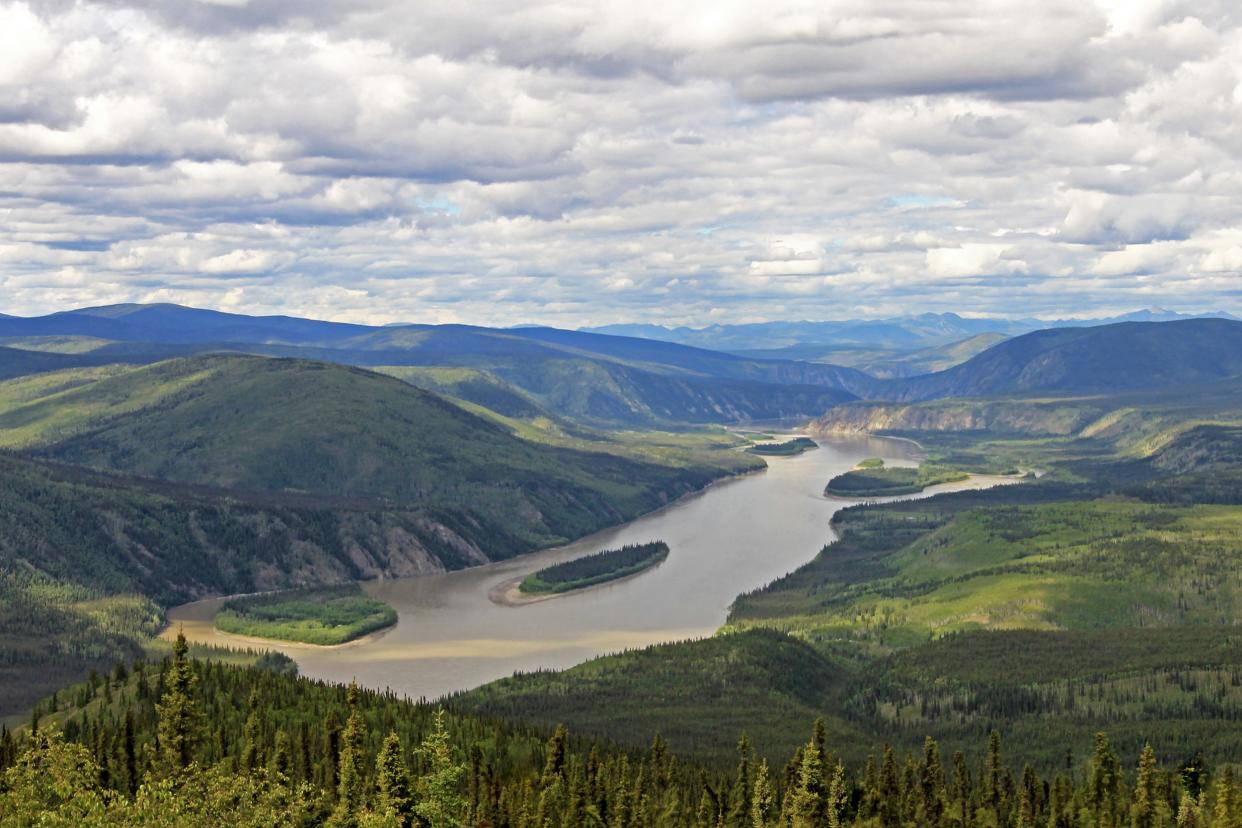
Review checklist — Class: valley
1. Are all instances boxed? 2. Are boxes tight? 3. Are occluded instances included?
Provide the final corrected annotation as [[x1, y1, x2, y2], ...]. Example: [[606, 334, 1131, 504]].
[[10, 12, 1242, 822], [10, 305, 1242, 824], [161, 433, 977, 700]]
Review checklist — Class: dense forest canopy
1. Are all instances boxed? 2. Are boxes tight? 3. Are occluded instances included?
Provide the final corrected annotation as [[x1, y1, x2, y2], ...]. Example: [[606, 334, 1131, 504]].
[[0, 636, 1227, 828]]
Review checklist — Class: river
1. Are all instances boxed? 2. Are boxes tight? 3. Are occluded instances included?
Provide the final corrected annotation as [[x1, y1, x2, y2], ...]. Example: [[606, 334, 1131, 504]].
[[167, 435, 1015, 700]]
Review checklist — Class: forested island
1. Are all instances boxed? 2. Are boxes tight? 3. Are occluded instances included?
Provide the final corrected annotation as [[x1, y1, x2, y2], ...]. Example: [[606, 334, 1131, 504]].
[[746, 436, 818, 456], [825, 459, 969, 497], [519, 541, 670, 594], [214, 585, 397, 646]]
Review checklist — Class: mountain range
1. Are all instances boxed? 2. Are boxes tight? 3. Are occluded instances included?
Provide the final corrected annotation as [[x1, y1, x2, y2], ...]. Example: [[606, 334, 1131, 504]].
[[0, 304, 874, 427], [586, 308, 1238, 357]]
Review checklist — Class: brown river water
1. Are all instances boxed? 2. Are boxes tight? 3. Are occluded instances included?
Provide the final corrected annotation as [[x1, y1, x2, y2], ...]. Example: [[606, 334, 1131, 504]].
[[166, 435, 1017, 701]]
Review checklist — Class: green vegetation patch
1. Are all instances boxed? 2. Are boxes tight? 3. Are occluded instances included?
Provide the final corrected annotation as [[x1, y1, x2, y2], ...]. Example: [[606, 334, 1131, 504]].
[[824, 461, 968, 496], [215, 585, 396, 645], [519, 541, 669, 594], [745, 436, 818, 456]]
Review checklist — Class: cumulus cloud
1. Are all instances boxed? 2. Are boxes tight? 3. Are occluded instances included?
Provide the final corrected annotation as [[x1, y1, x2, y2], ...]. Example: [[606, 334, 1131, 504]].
[[0, 0, 1240, 324]]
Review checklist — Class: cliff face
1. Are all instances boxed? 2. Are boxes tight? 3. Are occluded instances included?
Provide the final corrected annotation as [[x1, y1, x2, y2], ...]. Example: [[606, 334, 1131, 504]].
[[812, 399, 1108, 437]]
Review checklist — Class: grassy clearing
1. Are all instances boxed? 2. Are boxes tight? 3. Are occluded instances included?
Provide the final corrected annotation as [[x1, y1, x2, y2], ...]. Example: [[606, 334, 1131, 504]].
[[215, 585, 396, 645], [519, 542, 669, 594]]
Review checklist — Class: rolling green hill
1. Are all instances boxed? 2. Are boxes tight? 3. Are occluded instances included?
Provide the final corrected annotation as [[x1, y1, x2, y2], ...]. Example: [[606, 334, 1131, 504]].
[[0, 354, 746, 552], [457, 628, 863, 762]]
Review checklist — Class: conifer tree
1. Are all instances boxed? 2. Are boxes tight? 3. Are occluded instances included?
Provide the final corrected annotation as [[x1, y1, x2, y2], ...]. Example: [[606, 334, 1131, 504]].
[[241, 689, 265, 771], [860, 754, 881, 821], [921, 736, 947, 828], [415, 709, 466, 828], [543, 724, 569, 788], [612, 755, 632, 828], [1048, 774, 1075, 828], [321, 710, 342, 791], [698, 783, 719, 828], [983, 730, 1004, 819], [728, 735, 753, 828], [951, 750, 972, 828], [1176, 792, 1200, 828], [376, 731, 414, 827], [879, 745, 902, 828], [1132, 744, 1158, 828], [115, 711, 137, 795], [331, 681, 368, 827], [1087, 732, 1126, 828], [791, 736, 828, 828], [1016, 766, 1037, 828], [155, 630, 200, 775], [272, 729, 292, 779], [1212, 769, 1235, 828], [751, 759, 774, 828], [828, 760, 849, 828]]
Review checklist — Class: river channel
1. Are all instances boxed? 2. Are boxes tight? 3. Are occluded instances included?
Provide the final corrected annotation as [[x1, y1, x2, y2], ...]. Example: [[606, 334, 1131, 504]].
[[167, 435, 1014, 700]]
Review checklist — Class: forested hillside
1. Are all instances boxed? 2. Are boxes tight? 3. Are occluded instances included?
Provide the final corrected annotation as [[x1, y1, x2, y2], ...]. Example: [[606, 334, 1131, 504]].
[[0, 352, 758, 717], [0, 355, 734, 534], [1, 635, 1230, 828]]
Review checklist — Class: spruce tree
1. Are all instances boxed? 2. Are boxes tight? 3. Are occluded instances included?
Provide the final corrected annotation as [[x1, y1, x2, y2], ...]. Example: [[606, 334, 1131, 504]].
[[155, 630, 200, 775], [1132, 744, 1158, 828], [415, 709, 466, 828], [879, 745, 901, 828], [272, 729, 292, 779], [240, 688, 265, 771], [727, 735, 753, 828], [827, 761, 848, 828], [330, 681, 368, 827], [542, 724, 569, 788], [790, 737, 828, 828], [1176, 792, 1200, 828], [751, 759, 774, 828], [1088, 732, 1125, 828], [1212, 769, 1235, 828], [920, 736, 946, 828], [376, 730, 414, 827], [983, 730, 1003, 819]]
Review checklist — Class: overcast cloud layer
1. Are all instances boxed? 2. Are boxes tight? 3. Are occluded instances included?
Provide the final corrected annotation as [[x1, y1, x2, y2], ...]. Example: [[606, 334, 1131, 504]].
[[1, 0, 1241, 326]]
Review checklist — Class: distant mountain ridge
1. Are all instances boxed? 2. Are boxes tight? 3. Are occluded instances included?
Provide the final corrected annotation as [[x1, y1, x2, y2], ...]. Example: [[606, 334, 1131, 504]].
[[0, 303, 877, 425], [586, 308, 1239, 354], [870, 318, 1242, 402]]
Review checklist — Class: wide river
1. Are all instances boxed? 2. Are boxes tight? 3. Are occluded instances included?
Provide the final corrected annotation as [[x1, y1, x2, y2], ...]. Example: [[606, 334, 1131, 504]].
[[168, 435, 1011, 700]]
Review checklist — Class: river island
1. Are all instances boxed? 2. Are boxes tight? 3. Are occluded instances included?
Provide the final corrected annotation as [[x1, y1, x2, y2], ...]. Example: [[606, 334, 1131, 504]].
[[824, 458, 969, 497], [519, 541, 670, 595], [214, 585, 398, 645]]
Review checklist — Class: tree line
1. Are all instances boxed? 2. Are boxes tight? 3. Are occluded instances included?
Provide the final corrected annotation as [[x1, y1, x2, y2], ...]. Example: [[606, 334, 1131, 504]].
[[0, 634, 1236, 827]]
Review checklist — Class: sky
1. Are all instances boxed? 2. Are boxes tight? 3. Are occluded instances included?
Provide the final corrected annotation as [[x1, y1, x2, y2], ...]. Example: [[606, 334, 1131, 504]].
[[1, 0, 1241, 327]]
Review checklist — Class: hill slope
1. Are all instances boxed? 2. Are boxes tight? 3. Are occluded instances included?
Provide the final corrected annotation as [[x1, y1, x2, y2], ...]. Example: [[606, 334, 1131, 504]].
[[878, 319, 1242, 402], [0, 355, 741, 555]]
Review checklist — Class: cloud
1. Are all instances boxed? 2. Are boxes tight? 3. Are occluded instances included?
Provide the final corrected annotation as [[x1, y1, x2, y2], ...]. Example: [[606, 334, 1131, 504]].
[[0, 0, 1240, 324]]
